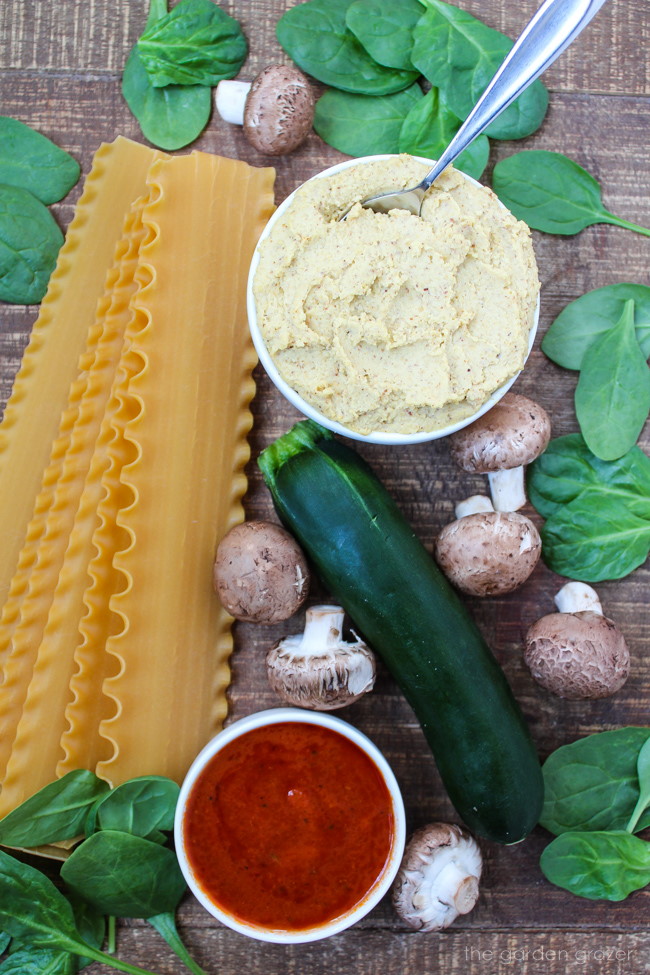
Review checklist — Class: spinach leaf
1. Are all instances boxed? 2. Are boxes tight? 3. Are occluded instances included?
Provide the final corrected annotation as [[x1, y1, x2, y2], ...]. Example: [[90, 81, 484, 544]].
[[626, 738, 650, 834], [541, 728, 650, 835], [67, 895, 105, 957], [137, 0, 247, 88], [411, 1, 547, 141], [277, 0, 419, 95], [147, 914, 207, 975], [492, 151, 650, 237], [575, 300, 650, 461], [527, 434, 650, 521], [0, 933, 9, 953], [543, 283, 650, 369], [0, 184, 63, 304], [0, 118, 79, 206], [345, 0, 422, 71], [540, 490, 650, 582], [314, 84, 423, 156], [61, 831, 186, 918], [122, 0, 211, 151], [398, 87, 489, 181], [540, 831, 650, 901], [87, 776, 179, 844], [0, 770, 109, 848], [0, 948, 79, 974]]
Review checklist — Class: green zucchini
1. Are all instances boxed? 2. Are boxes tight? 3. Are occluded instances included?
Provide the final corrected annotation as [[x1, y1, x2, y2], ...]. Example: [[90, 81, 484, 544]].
[[259, 420, 543, 844]]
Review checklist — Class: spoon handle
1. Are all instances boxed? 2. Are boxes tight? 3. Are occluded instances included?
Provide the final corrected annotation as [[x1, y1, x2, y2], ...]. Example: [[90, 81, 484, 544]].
[[421, 0, 610, 190]]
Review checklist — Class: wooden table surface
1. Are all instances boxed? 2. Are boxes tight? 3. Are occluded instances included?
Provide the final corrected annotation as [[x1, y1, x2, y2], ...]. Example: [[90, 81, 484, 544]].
[[1, 1, 649, 972]]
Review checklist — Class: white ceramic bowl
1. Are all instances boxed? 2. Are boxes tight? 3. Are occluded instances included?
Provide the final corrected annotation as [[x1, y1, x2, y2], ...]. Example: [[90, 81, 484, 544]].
[[174, 707, 406, 944], [247, 153, 539, 446]]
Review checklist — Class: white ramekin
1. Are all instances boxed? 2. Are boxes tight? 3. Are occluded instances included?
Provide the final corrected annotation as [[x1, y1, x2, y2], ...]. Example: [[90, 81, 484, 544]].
[[174, 707, 406, 944], [247, 153, 539, 446]]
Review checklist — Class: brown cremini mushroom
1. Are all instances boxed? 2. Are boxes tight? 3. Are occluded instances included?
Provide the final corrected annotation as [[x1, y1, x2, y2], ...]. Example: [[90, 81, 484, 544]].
[[215, 65, 315, 155], [213, 520, 310, 624], [434, 495, 541, 596], [266, 604, 376, 710], [450, 392, 551, 511], [392, 823, 482, 932], [524, 582, 630, 699]]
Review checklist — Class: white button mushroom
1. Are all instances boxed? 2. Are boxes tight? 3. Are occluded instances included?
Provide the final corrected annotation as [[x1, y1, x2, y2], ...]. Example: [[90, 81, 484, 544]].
[[434, 495, 541, 596], [213, 520, 310, 624], [524, 582, 630, 699], [215, 64, 315, 155], [392, 823, 483, 932], [266, 605, 376, 710], [450, 392, 551, 512]]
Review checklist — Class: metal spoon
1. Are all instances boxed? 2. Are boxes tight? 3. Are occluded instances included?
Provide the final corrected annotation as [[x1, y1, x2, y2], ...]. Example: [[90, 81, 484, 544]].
[[350, 0, 610, 218]]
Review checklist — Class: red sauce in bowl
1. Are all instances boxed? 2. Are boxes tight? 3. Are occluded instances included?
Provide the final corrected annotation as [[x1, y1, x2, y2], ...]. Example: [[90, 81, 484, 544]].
[[182, 721, 395, 932]]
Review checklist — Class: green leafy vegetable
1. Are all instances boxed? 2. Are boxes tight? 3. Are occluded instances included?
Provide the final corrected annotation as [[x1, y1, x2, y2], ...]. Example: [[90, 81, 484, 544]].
[[0, 852, 159, 975], [137, 0, 247, 88], [61, 831, 186, 919], [0, 770, 109, 848], [0, 948, 79, 974], [542, 283, 650, 370], [575, 300, 650, 461], [541, 728, 650, 835], [492, 150, 650, 237], [313, 84, 423, 156], [411, 0, 548, 141], [85, 776, 179, 844], [398, 87, 489, 180], [0, 933, 9, 953], [0, 184, 64, 304], [277, 0, 419, 95], [147, 915, 206, 975], [540, 831, 650, 901], [626, 738, 650, 834], [122, 0, 212, 151], [0, 118, 79, 205], [345, 0, 422, 71]]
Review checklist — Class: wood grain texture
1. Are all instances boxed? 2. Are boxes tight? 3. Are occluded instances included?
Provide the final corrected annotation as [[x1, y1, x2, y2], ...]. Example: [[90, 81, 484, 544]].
[[1, 0, 649, 972]]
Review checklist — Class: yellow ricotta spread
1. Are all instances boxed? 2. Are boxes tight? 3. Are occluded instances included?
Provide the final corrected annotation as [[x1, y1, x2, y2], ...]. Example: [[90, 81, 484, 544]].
[[253, 156, 540, 436]]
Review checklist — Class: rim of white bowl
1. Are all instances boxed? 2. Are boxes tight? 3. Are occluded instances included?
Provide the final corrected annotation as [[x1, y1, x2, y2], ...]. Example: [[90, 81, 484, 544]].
[[247, 153, 540, 446], [174, 706, 407, 944]]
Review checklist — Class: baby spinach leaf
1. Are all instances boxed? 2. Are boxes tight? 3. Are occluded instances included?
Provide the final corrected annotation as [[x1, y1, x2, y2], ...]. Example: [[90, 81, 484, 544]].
[[122, 0, 211, 151], [147, 914, 208, 975], [313, 84, 423, 156], [61, 831, 186, 919], [541, 728, 650, 835], [88, 776, 180, 844], [277, 0, 419, 95], [492, 151, 650, 237], [0, 933, 9, 953], [540, 490, 650, 582], [137, 0, 247, 88], [527, 434, 650, 521], [0, 184, 64, 304], [0, 118, 79, 206], [0, 770, 109, 848], [411, 1, 547, 141], [345, 0, 422, 71], [543, 283, 650, 370], [398, 87, 489, 181], [0, 948, 79, 974], [66, 895, 105, 957], [575, 300, 650, 461], [626, 738, 650, 834], [540, 831, 650, 901]]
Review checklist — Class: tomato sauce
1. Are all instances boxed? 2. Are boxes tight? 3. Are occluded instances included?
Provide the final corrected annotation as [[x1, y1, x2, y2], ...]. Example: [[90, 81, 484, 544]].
[[182, 721, 395, 931]]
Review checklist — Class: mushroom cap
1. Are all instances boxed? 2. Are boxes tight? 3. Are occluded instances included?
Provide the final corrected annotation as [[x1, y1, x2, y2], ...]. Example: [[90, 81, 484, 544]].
[[243, 64, 315, 155], [213, 520, 310, 624], [450, 392, 551, 473], [392, 823, 482, 932], [524, 610, 630, 699], [434, 511, 541, 596]]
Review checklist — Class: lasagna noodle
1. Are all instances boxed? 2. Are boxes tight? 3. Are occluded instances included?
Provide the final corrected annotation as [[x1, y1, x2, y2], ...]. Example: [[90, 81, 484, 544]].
[[0, 196, 149, 813], [96, 152, 275, 785]]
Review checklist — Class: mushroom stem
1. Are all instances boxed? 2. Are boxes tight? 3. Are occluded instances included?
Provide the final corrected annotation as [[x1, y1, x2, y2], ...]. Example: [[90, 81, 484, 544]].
[[488, 466, 526, 512], [214, 79, 251, 125], [436, 861, 480, 915], [454, 495, 494, 519], [554, 582, 603, 615], [298, 605, 346, 655]]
